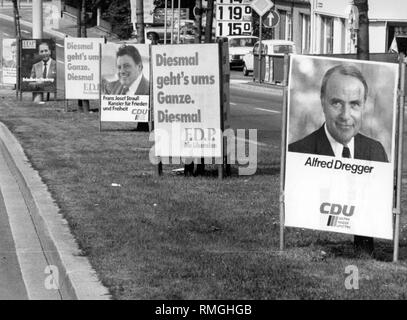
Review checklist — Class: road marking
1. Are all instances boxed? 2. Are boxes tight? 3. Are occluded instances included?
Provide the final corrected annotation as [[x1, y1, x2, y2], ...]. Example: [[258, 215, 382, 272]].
[[231, 79, 249, 84], [57, 59, 64, 64], [235, 136, 268, 147], [255, 107, 281, 114], [3, 32, 10, 36], [21, 30, 30, 34]]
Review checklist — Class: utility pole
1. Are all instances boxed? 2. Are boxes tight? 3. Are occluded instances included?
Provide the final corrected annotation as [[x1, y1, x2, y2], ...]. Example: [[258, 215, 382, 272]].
[[136, 0, 145, 44], [32, 0, 43, 38], [204, 0, 214, 43], [194, 0, 202, 43], [354, 0, 373, 254]]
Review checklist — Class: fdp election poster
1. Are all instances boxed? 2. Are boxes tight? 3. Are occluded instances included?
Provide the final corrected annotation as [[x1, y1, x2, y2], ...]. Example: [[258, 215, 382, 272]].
[[152, 43, 222, 158], [285, 55, 398, 240], [20, 39, 57, 92], [100, 43, 150, 122], [2, 39, 17, 84], [64, 38, 103, 99]]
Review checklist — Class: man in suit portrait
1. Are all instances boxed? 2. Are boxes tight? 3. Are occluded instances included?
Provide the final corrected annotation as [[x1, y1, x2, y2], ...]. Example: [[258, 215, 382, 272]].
[[30, 41, 57, 102], [288, 64, 388, 163], [2, 41, 17, 68], [103, 45, 149, 95]]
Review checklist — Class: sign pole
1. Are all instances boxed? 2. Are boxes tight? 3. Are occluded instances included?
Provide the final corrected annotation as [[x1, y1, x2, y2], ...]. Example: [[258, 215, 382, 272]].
[[164, 0, 168, 44], [393, 54, 406, 263], [279, 54, 289, 251], [258, 18, 262, 83]]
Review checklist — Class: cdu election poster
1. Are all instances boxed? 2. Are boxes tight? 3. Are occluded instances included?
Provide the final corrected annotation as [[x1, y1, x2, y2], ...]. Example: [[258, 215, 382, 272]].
[[151, 43, 222, 158], [284, 55, 399, 240], [100, 43, 150, 123], [20, 39, 57, 92], [64, 37, 103, 100], [2, 38, 17, 84]]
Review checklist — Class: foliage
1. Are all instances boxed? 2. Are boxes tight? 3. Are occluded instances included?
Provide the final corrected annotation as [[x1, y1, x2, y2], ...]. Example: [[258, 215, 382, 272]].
[[101, 1, 133, 40], [251, 11, 275, 40]]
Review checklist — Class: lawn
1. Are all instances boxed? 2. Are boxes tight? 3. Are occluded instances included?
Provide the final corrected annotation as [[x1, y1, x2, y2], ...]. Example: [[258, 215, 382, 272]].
[[0, 95, 407, 299]]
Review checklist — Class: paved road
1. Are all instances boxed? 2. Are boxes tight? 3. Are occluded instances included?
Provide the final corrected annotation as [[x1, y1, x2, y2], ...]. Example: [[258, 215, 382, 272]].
[[0, 188, 28, 299]]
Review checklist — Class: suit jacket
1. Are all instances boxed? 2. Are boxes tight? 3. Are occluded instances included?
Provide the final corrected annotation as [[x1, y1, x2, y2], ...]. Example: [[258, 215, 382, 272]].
[[288, 125, 388, 162], [103, 76, 150, 95], [30, 59, 57, 80]]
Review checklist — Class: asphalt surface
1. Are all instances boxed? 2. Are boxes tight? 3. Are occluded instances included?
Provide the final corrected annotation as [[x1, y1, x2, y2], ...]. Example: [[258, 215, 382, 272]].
[[0, 189, 28, 299]]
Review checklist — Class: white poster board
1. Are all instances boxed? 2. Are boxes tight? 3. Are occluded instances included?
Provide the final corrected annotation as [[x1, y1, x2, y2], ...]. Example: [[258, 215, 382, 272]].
[[152, 43, 222, 158], [100, 43, 150, 122], [64, 38, 103, 100], [2, 39, 17, 85], [285, 55, 399, 240]]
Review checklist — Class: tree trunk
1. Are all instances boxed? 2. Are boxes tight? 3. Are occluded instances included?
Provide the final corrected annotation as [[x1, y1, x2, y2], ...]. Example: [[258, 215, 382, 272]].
[[76, 0, 89, 112], [354, 0, 373, 254], [194, 0, 202, 43], [355, 0, 369, 60], [204, 0, 214, 43], [12, 0, 21, 38], [136, 0, 145, 44]]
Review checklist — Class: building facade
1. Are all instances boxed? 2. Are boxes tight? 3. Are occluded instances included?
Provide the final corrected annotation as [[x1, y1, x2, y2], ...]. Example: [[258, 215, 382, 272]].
[[310, 0, 407, 54], [272, 0, 312, 54]]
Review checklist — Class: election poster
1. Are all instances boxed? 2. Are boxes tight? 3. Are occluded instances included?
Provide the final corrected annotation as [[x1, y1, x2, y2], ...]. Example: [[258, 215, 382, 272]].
[[100, 43, 150, 122], [20, 39, 57, 92], [285, 55, 399, 240], [152, 43, 222, 158], [2, 38, 17, 84], [64, 38, 103, 100]]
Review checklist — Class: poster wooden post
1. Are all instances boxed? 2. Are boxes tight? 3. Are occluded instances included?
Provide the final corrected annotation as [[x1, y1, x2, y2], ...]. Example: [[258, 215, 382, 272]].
[[279, 54, 289, 251], [98, 42, 102, 132], [393, 54, 406, 263]]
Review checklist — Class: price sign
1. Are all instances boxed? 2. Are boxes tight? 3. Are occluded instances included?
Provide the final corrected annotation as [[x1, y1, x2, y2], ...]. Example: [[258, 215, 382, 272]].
[[216, 21, 252, 37], [216, 1, 253, 37], [217, 0, 248, 4], [216, 5, 252, 21]]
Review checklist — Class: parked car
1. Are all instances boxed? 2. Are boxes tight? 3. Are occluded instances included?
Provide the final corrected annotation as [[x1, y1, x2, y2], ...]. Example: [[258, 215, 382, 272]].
[[226, 35, 259, 69], [242, 40, 296, 76]]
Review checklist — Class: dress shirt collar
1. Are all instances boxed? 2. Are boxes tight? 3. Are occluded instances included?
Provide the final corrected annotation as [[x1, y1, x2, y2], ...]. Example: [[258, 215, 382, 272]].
[[128, 73, 143, 94], [324, 123, 354, 158]]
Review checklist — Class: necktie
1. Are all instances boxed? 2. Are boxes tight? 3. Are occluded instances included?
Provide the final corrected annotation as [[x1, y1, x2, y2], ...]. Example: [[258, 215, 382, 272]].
[[121, 86, 129, 95], [43, 61, 47, 79], [342, 146, 351, 158]]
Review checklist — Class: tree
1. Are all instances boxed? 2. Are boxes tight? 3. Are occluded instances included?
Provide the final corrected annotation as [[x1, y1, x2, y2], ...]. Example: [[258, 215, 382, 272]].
[[251, 11, 274, 40], [355, 0, 369, 60], [354, 0, 373, 254], [103, 0, 133, 39]]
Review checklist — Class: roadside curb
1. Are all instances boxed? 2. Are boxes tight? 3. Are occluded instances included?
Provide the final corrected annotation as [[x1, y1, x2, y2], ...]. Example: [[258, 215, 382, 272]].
[[0, 121, 111, 300], [230, 81, 284, 96]]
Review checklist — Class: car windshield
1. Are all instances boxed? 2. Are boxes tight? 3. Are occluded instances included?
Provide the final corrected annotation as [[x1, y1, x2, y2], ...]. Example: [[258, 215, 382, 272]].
[[229, 38, 257, 47]]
